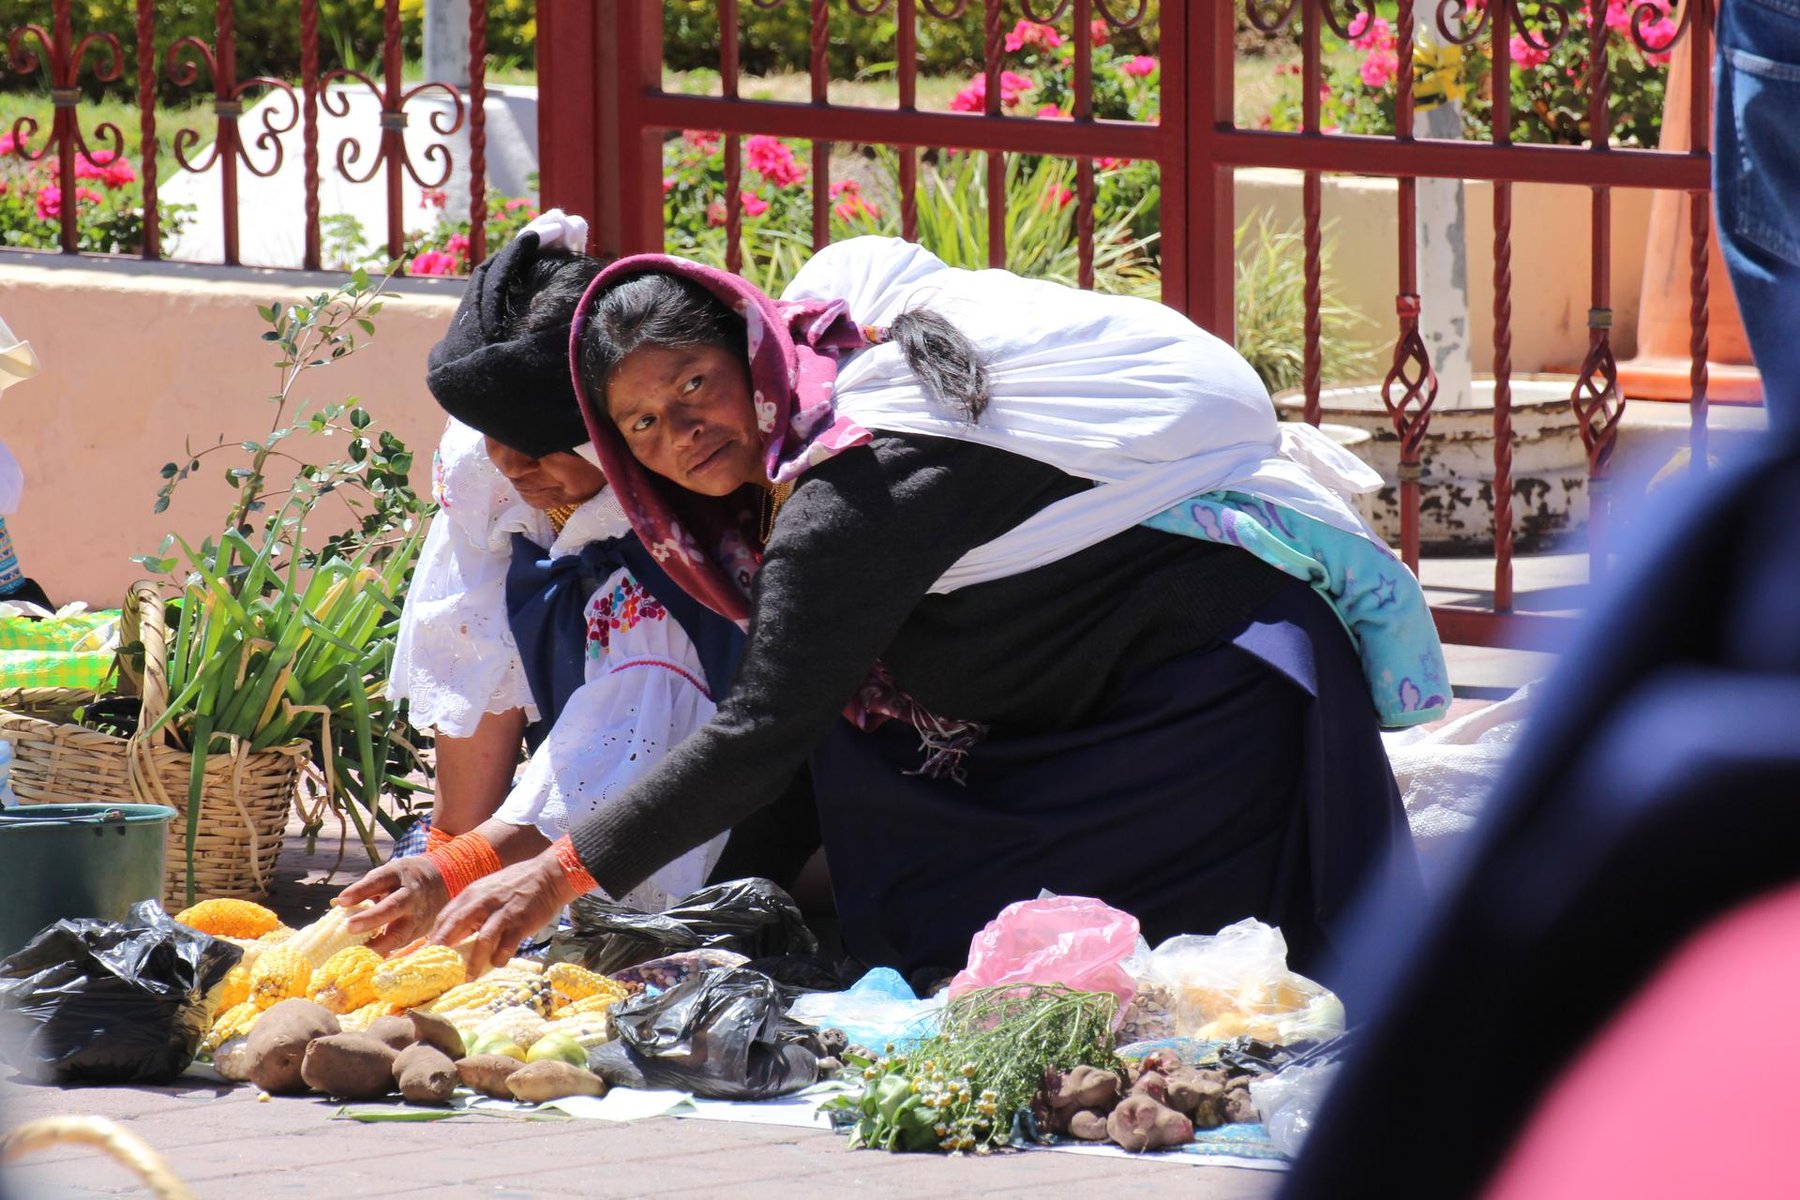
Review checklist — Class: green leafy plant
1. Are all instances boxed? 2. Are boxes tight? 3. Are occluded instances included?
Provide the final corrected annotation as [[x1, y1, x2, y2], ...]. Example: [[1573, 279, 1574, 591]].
[[1233, 212, 1380, 395], [830, 985, 1122, 1154], [136, 268, 433, 891]]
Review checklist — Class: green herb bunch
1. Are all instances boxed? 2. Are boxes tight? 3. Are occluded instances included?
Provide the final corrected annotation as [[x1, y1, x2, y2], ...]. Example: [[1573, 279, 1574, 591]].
[[834, 985, 1123, 1155]]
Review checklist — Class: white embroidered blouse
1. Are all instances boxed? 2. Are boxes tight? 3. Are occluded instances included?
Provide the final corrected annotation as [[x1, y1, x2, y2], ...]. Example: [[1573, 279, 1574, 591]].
[[389, 419, 725, 909]]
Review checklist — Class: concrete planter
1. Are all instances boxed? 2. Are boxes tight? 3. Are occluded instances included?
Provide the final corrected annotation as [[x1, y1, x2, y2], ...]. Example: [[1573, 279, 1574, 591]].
[[1277, 377, 1588, 553]]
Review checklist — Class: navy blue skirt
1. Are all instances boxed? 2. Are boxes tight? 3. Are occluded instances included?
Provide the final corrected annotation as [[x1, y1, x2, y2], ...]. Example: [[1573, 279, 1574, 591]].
[[809, 576, 1423, 984]]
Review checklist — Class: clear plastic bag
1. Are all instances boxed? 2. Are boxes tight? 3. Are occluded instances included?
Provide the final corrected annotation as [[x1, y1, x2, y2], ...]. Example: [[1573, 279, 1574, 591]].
[[1250, 1051, 1346, 1157], [787, 967, 944, 1051], [946, 896, 1140, 1017], [1140, 918, 1345, 1045], [0, 900, 241, 1084]]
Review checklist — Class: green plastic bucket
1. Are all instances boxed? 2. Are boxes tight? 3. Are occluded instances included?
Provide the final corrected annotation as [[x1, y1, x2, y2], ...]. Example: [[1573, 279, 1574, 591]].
[[0, 802, 176, 958]]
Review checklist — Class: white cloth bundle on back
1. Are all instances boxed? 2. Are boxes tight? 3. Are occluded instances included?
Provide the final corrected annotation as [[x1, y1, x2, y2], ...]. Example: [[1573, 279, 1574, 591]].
[[781, 237, 1387, 594]]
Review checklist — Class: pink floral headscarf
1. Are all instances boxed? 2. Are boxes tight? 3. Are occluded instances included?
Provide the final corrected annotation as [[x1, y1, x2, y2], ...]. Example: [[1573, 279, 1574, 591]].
[[568, 254, 877, 624], [568, 255, 986, 778]]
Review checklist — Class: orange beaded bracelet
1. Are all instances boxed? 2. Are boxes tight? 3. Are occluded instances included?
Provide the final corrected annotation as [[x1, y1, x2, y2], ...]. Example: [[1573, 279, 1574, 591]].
[[551, 836, 601, 897], [425, 831, 502, 898]]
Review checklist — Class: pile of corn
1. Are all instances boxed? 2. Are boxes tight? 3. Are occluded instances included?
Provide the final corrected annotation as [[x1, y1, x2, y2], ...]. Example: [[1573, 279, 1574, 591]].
[[178, 899, 634, 1053]]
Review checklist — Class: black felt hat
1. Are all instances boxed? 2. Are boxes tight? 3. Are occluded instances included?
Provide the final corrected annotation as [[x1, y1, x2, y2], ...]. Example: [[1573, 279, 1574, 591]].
[[425, 230, 594, 458]]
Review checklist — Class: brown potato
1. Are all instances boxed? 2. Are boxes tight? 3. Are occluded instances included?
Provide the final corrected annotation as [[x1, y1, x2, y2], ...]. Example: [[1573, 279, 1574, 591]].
[[366, 1015, 417, 1052], [505, 1059, 608, 1103], [301, 1033, 400, 1100], [456, 1054, 527, 1100], [393, 1043, 458, 1105], [1107, 1094, 1195, 1152], [408, 1010, 465, 1060], [1165, 1068, 1227, 1118], [245, 999, 341, 1095], [1067, 1109, 1111, 1141], [1055, 1065, 1123, 1112], [1131, 1070, 1170, 1105]]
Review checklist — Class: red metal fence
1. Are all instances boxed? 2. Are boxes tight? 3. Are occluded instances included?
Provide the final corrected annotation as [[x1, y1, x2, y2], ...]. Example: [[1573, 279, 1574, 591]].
[[1, 1, 1722, 651], [542, 0, 1719, 650], [0, 0, 488, 268]]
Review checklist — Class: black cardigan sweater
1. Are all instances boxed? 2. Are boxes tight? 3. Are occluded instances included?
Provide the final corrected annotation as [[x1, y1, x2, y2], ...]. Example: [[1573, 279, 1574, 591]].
[[568, 433, 1285, 895]]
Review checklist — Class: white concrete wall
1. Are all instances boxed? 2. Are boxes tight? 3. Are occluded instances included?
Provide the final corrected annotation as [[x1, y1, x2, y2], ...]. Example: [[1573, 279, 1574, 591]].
[[0, 254, 461, 607], [1234, 169, 1656, 374]]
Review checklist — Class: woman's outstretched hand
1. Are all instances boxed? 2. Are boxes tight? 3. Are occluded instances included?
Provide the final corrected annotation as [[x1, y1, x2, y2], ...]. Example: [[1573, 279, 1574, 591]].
[[336, 857, 453, 955], [427, 852, 578, 977]]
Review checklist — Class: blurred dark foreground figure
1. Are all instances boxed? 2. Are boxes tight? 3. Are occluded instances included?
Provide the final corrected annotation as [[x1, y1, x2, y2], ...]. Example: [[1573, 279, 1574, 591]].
[[1284, 6, 1800, 1187]]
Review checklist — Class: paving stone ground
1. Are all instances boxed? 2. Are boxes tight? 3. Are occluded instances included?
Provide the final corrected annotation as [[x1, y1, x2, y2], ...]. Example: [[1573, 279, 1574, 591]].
[[0, 1068, 1283, 1199]]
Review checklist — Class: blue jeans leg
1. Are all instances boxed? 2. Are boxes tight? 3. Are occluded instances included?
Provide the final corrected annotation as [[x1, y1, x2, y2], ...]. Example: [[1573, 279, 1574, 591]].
[[1715, 0, 1800, 432]]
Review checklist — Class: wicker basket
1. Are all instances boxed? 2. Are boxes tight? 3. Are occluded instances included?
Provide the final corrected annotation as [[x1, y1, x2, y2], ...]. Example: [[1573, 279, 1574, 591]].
[[0, 582, 307, 909]]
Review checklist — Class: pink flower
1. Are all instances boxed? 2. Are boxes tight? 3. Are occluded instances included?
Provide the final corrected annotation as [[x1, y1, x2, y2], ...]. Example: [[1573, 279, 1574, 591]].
[[1005, 19, 1063, 53], [1509, 34, 1551, 69], [829, 179, 859, 197], [1097, 155, 1132, 169], [740, 190, 769, 217], [706, 199, 727, 227], [420, 188, 447, 209], [1360, 50, 1399, 89], [1091, 17, 1110, 43], [1040, 185, 1075, 211], [1348, 12, 1393, 50], [950, 78, 986, 113], [504, 198, 533, 213], [951, 72, 1037, 113], [446, 232, 470, 255], [1120, 55, 1159, 78], [0, 132, 17, 156], [1000, 71, 1036, 105], [73, 156, 106, 182], [834, 191, 879, 222], [408, 248, 458, 275], [1640, 15, 1678, 64], [682, 129, 721, 151], [662, 174, 677, 194], [101, 159, 135, 189], [1035, 104, 1070, 119], [745, 134, 805, 187]]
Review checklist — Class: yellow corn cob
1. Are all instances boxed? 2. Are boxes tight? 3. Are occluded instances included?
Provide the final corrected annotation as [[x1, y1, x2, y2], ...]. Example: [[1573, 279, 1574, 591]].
[[218, 937, 268, 974], [473, 1005, 546, 1050], [201, 1001, 262, 1054], [284, 903, 375, 971], [501, 958, 545, 976], [372, 944, 467, 1007], [542, 1012, 613, 1050], [307, 945, 383, 1015], [256, 927, 296, 945], [546, 962, 629, 1007], [174, 899, 282, 940], [205, 964, 252, 1017], [424, 976, 547, 1016], [558, 990, 630, 1019], [247, 944, 312, 1009], [338, 1000, 395, 1033]]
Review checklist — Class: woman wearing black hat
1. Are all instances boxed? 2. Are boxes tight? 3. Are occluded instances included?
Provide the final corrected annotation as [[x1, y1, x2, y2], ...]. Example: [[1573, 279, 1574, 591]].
[[337, 215, 770, 950]]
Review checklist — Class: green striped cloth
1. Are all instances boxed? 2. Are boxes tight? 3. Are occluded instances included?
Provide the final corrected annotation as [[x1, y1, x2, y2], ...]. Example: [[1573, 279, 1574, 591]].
[[0, 610, 120, 692]]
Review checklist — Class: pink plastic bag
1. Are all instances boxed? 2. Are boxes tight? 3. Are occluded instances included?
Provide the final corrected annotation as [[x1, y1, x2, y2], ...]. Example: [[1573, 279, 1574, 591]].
[[947, 896, 1140, 1019]]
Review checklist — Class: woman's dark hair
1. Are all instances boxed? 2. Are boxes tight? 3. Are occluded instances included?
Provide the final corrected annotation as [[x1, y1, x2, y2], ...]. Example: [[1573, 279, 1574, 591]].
[[579, 269, 990, 421], [501, 247, 604, 342], [578, 273, 748, 412]]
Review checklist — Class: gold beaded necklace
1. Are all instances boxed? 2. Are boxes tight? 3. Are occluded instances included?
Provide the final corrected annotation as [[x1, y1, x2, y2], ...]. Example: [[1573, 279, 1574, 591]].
[[759, 481, 795, 545], [545, 502, 580, 535]]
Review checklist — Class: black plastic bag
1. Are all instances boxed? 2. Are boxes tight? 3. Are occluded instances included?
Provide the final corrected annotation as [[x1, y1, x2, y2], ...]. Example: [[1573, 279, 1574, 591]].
[[0, 899, 241, 1085], [587, 966, 821, 1100], [547, 877, 817, 975]]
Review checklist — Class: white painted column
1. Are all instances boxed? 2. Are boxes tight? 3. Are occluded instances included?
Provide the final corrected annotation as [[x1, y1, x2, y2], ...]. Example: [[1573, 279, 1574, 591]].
[[423, 0, 474, 226], [1412, 25, 1475, 410]]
